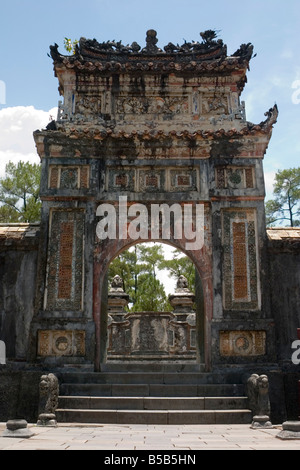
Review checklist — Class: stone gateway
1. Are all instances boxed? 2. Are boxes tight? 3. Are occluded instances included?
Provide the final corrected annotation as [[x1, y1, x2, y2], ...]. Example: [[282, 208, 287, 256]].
[[31, 30, 278, 371], [0, 30, 299, 425]]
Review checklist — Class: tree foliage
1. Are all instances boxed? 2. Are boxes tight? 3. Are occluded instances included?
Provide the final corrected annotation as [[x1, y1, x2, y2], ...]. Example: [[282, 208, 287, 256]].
[[0, 161, 41, 223], [160, 249, 195, 288], [266, 167, 300, 227], [64, 38, 78, 55]]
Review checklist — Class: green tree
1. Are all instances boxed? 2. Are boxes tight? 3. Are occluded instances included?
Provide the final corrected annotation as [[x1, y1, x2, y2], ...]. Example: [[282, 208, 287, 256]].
[[265, 167, 300, 227], [132, 273, 170, 312], [108, 243, 197, 312], [108, 247, 138, 304], [0, 161, 41, 223], [108, 243, 171, 312]]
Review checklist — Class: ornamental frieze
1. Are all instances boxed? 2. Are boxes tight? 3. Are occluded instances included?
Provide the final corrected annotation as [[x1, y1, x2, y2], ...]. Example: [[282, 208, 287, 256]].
[[116, 95, 189, 116]]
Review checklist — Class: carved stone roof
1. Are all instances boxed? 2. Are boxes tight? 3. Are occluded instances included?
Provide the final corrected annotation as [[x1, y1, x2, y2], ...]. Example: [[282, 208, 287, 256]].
[[50, 29, 254, 76], [267, 227, 300, 241], [0, 224, 40, 250], [267, 227, 300, 253]]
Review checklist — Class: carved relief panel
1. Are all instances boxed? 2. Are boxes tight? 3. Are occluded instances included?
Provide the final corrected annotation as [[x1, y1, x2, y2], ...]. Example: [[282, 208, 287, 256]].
[[38, 330, 85, 357], [45, 210, 85, 311], [201, 92, 229, 115], [106, 167, 199, 193], [116, 95, 190, 116], [220, 330, 266, 356], [216, 166, 255, 189], [222, 209, 260, 310], [49, 166, 89, 189]]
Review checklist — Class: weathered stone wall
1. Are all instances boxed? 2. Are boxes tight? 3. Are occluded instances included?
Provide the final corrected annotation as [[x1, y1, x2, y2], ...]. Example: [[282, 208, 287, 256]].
[[268, 229, 300, 420], [268, 230, 300, 363], [0, 368, 42, 422], [0, 225, 39, 360]]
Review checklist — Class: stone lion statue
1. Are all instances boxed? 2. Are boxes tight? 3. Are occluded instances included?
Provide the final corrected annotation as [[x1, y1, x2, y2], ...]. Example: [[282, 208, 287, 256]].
[[37, 373, 59, 426], [110, 275, 124, 291], [176, 275, 189, 290], [247, 373, 272, 428]]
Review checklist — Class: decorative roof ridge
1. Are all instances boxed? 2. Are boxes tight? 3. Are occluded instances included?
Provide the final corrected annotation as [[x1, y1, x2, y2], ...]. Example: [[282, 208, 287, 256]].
[[50, 29, 254, 68], [57, 56, 249, 74]]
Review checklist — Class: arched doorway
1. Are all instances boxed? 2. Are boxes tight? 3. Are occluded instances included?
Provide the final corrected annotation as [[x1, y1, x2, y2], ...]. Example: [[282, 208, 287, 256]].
[[93, 236, 213, 371], [105, 242, 203, 363]]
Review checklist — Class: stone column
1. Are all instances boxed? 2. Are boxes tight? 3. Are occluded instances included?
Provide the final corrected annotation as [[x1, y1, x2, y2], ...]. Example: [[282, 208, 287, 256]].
[[168, 275, 195, 321], [107, 275, 130, 357], [107, 275, 130, 321], [0, 340, 6, 365], [168, 276, 196, 357]]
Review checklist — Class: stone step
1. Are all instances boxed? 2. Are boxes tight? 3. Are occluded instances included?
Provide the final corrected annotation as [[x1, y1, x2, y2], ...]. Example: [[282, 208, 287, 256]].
[[101, 362, 205, 373], [56, 408, 252, 425], [58, 396, 249, 410], [60, 383, 245, 397], [58, 371, 243, 385]]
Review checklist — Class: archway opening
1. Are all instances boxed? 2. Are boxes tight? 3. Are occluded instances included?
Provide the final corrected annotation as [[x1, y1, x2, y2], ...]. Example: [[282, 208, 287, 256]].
[[102, 241, 205, 365]]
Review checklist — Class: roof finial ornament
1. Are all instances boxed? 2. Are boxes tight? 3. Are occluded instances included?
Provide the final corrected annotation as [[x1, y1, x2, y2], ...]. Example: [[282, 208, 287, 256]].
[[143, 29, 161, 53]]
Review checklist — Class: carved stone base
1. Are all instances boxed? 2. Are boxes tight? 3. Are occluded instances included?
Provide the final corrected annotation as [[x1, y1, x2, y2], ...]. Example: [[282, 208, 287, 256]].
[[276, 421, 300, 440], [2, 419, 34, 438], [37, 413, 57, 427], [250, 415, 272, 429]]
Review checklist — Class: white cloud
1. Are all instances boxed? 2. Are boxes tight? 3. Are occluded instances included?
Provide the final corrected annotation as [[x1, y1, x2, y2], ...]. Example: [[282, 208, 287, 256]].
[[280, 49, 294, 60], [264, 171, 276, 200], [0, 150, 40, 180], [0, 106, 57, 176]]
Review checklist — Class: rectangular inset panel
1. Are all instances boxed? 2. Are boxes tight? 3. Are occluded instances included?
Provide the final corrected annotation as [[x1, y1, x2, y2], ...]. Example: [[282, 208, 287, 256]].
[[169, 169, 198, 192], [48, 166, 89, 189], [232, 222, 248, 301], [58, 222, 74, 299], [60, 168, 78, 189], [49, 167, 59, 189], [138, 169, 165, 192], [215, 166, 255, 189], [201, 93, 229, 115], [220, 330, 266, 356], [245, 168, 254, 188], [116, 95, 190, 116], [80, 166, 89, 188], [216, 168, 225, 189], [38, 330, 85, 356], [222, 209, 259, 310], [45, 210, 84, 311], [107, 168, 135, 192]]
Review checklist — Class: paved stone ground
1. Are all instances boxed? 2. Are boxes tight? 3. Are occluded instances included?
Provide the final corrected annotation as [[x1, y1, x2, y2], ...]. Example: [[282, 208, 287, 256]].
[[0, 422, 300, 450]]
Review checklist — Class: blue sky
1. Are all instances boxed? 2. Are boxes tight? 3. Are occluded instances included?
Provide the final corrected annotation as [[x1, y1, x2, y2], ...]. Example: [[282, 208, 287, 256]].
[[0, 0, 299, 197]]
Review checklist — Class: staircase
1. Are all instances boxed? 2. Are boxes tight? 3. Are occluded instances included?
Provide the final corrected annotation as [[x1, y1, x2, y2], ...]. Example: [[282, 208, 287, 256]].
[[56, 364, 252, 425]]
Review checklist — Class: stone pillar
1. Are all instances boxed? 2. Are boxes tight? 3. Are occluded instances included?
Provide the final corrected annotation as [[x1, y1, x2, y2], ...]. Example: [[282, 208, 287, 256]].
[[107, 275, 130, 357], [108, 275, 130, 321], [0, 340, 6, 365], [168, 276, 196, 357], [168, 275, 195, 321]]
